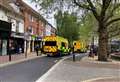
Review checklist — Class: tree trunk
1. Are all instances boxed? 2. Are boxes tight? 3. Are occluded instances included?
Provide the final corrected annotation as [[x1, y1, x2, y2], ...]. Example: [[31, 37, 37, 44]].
[[98, 24, 108, 61]]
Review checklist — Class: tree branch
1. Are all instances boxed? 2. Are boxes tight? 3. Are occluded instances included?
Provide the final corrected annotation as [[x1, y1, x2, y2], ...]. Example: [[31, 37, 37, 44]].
[[105, 3, 120, 22], [73, 0, 90, 10], [101, 0, 111, 20], [108, 25, 119, 33], [106, 18, 120, 27], [86, 0, 99, 20], [109, 29, 120, 38], [73, 0, 99, 20]]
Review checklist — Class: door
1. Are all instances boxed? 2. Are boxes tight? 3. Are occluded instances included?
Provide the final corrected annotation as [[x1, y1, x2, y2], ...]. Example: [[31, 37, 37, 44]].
[[2, 40, 7, 55], [0, 39, 2, 55]]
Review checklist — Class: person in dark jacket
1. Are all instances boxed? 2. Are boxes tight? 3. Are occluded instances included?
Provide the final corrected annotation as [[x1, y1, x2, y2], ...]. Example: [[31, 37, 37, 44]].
[[35, 44, 39, 56]]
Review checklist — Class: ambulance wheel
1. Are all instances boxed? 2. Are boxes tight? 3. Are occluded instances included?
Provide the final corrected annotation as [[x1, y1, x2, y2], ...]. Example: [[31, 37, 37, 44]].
[[47, 54, 50, 57], [57, 51, 62, 57]]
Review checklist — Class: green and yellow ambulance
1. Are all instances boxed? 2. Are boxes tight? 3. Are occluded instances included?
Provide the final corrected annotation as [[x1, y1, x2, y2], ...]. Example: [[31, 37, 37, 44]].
[[42, 36, 70, 56]]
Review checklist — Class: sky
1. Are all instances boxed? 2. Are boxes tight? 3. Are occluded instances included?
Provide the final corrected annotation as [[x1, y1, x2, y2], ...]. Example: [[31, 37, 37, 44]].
[[23, 0, 56, 28]]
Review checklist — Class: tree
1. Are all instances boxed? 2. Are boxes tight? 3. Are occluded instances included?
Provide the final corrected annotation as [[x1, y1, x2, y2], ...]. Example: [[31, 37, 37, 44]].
[[55, 11, 80, 46], [73, 0, 120, 61], [32, 0, 120, 61], [79, 12, 97, 42]]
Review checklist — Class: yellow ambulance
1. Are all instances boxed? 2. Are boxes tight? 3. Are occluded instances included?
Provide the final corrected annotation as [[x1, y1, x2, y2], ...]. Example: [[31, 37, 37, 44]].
[[73, 40, 87, 53], [42, 36, 70, 56]]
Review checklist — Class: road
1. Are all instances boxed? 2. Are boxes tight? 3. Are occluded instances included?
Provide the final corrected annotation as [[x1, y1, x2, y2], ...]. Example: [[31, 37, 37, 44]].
[[0, 53, 87, 82], [0, 56, 61, 82]]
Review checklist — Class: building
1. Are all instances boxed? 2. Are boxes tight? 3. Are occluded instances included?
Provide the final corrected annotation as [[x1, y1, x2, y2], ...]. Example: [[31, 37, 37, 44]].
[[45, 23, 56, 36], [0, 0, 56, 56], [0, 0, 24, 55], [15, 0, 47, 54], [51, 26, 56, 36]]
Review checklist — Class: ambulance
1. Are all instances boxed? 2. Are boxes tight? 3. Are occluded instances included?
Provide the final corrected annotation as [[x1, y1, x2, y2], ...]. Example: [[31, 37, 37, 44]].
[[42, 36, 70, 56], [73, 40, 87, 53]]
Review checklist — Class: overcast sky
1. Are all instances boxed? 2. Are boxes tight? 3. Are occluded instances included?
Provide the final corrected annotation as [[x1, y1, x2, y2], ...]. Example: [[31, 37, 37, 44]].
[[23, 0, 56, 28]]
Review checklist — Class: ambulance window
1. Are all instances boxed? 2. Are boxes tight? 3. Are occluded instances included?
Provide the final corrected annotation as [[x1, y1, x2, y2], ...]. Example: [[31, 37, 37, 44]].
[[45, 41, 56, 46], [74, 43, 76, 45], [61, 42, 65, 47]]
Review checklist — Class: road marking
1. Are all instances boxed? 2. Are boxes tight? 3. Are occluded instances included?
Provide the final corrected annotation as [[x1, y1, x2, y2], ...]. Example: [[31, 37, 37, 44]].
[[82, 76, 117, 82], [54, 60, 58, 63], [35, 56, 71, 82]]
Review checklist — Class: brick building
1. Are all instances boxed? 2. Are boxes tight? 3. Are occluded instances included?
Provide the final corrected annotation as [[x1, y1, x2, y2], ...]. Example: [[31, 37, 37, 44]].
[[14, 0, 47, 54], [0, 0, 56, 56]]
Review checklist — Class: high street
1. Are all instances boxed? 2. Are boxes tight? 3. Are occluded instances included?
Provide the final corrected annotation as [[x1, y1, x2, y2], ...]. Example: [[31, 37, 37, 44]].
[[0, 53, 87, 82], [0, 56, 61, 82]]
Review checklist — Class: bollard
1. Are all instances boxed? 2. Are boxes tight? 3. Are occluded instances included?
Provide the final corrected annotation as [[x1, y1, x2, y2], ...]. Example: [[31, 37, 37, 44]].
[[9, 54, 11, 61], [36, 50, 38, 56], [73, 53, 75, 62]]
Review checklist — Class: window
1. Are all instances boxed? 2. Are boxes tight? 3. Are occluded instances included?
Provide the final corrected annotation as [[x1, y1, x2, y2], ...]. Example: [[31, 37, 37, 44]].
[[16, 21, 20, 33], [0, 39, 2, 55], [29, 15, 34, 22], [61, 42, 66, 47], [74, 43, 76, 45], [8, 17, 11, 23], [45, 41, 56, 46]]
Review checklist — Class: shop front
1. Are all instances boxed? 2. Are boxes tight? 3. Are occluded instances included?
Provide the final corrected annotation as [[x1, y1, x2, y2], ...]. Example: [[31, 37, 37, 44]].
[[34, 36, 43, 51], [30, 35, 36, 52], [30, 35, 43, 52], [10, 32, 24, 54], [0, 20, 11, 56]]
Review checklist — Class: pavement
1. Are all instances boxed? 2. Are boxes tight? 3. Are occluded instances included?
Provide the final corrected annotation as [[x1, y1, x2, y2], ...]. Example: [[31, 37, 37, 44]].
[[0, 52, 43, 68], [36, 54, 120, 82]]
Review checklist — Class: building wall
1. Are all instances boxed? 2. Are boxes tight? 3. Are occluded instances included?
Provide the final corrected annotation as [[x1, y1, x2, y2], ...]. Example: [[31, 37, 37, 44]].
[[51, 27, 56, 36], [0, 9, 8, 22], [45, 24, 51, 36], [22, 8, 45, 53], [0, 2, 25, 55]]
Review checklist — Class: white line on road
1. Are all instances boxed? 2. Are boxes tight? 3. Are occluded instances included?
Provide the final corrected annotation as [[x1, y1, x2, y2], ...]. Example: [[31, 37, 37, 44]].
[[82, 76, 117, 82], [35, 56, 71, 82], [54, 60, 58, 63]]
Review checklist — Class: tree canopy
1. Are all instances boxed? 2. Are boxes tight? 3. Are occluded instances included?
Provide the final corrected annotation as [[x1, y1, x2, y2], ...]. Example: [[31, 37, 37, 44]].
[[55, 11, 80, 46]]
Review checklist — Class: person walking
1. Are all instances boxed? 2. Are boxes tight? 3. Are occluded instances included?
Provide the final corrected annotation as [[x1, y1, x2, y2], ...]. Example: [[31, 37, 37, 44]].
[[35, 44, 39, 56]]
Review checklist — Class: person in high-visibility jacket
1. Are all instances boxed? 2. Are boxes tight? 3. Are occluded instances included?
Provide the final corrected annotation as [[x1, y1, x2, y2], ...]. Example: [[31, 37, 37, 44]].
[[60, 46, 65, 54]]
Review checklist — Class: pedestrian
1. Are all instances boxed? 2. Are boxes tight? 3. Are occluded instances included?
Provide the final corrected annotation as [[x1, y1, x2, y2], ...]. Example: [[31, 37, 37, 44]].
[[35, 44, 39, 56], [89, 45, 94, 57]]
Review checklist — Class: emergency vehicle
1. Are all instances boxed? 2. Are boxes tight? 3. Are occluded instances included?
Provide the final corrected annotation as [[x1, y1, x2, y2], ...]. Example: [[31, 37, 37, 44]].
[[42, 36, 70, 56]]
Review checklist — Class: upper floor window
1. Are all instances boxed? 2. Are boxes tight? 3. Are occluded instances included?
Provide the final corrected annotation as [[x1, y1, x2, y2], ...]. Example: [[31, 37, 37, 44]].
[[28, 26, 33, 34], [29, 15, 34, 22]]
